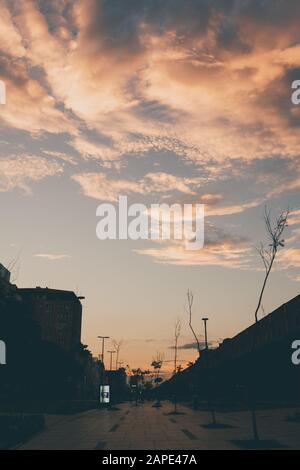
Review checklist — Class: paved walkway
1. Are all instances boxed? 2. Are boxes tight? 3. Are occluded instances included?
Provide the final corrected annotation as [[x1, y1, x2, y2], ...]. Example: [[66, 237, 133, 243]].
[[19, 402, 300, 450]]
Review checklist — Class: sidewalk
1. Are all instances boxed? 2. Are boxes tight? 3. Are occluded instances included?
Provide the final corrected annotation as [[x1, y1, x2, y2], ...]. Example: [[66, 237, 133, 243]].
[[19, 401, 300, 450]]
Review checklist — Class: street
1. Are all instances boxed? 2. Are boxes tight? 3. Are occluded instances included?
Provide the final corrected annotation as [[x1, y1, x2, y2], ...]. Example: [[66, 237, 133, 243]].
[[19, 402, 300, 450]]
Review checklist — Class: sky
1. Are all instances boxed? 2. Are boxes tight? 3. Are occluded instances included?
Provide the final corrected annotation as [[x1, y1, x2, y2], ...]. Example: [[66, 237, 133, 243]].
[[1, 0, 300, 375]]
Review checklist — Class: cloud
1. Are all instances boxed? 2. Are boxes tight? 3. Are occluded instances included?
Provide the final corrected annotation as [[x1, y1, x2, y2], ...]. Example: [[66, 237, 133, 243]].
[[0, 52, 75, 135], [34, 253, 71, 261], [0, 2, 25, 57], [0, 0, 300, 252], [2, 0, 300, 163], [288, 274, 300, 283], [169, 341, 211, 351], [277, 249, 300, 274], [0, 155, 63, 192], [206, 198, 262, 217], [72, 169, 259, 218], [143, 172, 200, 195], [135, 228, 252, 268], [71, 136, 119, 163], [288, 209, 300, 227], [43, 151, 78, 165], [72, 171, 204, 201], [72, 172, 143, 202]]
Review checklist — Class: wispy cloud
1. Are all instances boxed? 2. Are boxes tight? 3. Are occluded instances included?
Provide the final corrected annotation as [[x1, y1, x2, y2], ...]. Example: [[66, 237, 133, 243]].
[[1, 0, 300, 170], [0, 0, 299, 276], [0, 156, 63, 193], [135, 226, 252, 268], [72, 171, 203, 201], [34, 253, 71, 261]]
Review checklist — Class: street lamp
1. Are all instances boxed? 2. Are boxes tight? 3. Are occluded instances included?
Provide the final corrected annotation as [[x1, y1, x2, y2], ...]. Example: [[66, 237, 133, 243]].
[[107, 350, 116, 371], [98, 336, 110, 366], [202, 317, 209, 350]]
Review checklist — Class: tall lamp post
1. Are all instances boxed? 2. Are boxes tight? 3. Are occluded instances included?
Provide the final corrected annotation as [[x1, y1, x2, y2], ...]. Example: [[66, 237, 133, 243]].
[[202, 317, 209, 350], [98, 336, 110, 393], [98, 336, 110, 366], [107, 350, 116, 371]]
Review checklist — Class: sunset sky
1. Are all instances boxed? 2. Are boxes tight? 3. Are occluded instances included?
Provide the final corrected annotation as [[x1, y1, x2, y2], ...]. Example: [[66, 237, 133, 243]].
[[1, 0, 300, 374]]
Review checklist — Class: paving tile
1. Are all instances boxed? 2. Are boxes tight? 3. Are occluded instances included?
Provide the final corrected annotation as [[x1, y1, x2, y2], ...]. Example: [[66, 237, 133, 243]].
[[18, 402, 300, 450]]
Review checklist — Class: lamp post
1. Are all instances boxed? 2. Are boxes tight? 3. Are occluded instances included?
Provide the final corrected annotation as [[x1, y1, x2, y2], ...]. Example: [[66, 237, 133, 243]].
[[107, 350, 116, 371], [98, 336, 110, 366], [202, 317, 209, 350]]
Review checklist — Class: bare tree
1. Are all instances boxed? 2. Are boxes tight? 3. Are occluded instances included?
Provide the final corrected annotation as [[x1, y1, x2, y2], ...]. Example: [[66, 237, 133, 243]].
[[7, 251, 21, 284], [112, 339, 124, 370], [254, 207, 289, 323], [173, 318, 181, 414], [185, 289, 201, 356], [249, 207, 289, 443], [174, 319, 181, 375]]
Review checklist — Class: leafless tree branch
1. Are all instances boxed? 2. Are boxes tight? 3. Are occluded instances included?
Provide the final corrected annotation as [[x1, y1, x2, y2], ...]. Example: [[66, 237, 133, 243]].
[[254, 206, 289, 323], [112, 339, 124, 369], [174, 318, 181, 375], [185, 289, 201, 356]]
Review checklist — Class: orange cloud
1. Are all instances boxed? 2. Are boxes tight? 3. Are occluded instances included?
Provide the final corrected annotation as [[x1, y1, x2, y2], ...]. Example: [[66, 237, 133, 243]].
[[135, 236, 252, 268], [1, 0, 300, 206], [0, 155, 63, 192]]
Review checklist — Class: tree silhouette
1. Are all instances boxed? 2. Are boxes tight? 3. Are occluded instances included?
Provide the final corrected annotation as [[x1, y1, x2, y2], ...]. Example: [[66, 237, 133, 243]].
[[112, 339, 123, 370], [185, 290, 201, 356], [173, 319, 181, 414], [254, 207, 289, 323], [249, 206, 289, 443]]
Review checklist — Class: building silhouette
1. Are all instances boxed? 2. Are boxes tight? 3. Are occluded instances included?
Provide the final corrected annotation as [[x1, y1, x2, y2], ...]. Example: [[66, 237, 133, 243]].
[[19, 288, 83, 353], [0, 266, 103, 406], [0, 264, 10, 283], [159, 294, 300, 406]]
